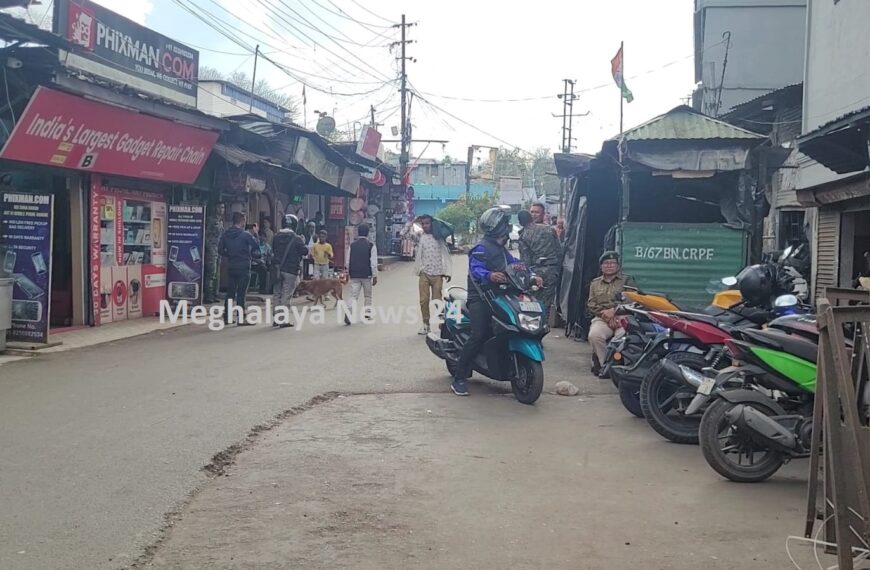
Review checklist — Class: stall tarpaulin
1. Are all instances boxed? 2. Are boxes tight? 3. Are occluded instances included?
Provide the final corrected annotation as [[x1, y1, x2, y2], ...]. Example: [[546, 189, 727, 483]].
[[166, 205, 205, 305], [558, 187, 588, 335], [0, 192, 54, 344], [0, 86, 218, 184]]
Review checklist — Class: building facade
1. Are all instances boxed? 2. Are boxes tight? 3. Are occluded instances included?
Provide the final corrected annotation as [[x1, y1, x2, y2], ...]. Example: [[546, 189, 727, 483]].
[[796, 0, 870, 299], [694, 0, 806, 116], [197, 80, 292, 124]]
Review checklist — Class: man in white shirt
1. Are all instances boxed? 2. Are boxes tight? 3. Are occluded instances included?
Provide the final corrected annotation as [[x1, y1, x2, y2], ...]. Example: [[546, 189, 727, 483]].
[[344, 224, 378, 325], [402, 215, 453, 335]]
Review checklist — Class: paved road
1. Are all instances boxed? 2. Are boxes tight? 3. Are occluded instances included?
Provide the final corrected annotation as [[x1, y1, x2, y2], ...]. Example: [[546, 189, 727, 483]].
[[0, 260, 821, 569], [145, 393, 819, 570], [0, 261, 602, 570]]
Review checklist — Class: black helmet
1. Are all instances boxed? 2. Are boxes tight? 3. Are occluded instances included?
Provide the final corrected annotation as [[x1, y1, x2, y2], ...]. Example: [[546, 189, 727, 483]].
[[478, 207, 511, 238], [599, 250, 620, 265], [736, 264, 775, 306], [283, 213, 299, 230]]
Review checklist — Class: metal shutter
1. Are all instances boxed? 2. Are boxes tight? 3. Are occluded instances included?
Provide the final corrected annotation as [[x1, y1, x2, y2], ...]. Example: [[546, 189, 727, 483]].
[[815, 209, 840, 301]]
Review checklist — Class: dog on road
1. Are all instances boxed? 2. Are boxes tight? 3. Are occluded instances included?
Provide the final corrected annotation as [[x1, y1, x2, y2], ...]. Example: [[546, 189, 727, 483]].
[[295, 278, 343, 308]]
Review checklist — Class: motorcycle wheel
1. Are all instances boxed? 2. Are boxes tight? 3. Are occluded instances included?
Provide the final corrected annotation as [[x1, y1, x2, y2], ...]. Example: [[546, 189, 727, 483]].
[[618, 382, 644, 418], [511, 355, 544, 405], [699, 398, 785, 483], [640, 352, 708, 445]]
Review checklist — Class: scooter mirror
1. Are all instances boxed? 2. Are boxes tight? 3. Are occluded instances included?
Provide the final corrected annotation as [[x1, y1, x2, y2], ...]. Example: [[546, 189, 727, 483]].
[[774, 294, 799, 308], [721, 276, 738, 287]]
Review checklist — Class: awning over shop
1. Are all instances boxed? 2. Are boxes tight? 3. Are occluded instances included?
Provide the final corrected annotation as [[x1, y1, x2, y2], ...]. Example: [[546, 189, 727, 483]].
[[797, 106, 870, 175], [212, 143, 283, 169], [553, 153, 595, 178]]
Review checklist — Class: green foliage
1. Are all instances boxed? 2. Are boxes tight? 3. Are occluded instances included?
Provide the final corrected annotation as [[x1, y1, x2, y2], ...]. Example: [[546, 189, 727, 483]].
[[435, 192, 497, 239]]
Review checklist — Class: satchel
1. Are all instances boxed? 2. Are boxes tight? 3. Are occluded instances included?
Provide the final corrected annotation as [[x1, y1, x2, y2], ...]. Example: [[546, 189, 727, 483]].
[[270, 238, 293, 283]]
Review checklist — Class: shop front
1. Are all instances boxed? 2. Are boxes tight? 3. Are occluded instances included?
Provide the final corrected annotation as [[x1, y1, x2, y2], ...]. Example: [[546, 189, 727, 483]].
[[0, 86, 219, 338], [797, 107, 870, 299]]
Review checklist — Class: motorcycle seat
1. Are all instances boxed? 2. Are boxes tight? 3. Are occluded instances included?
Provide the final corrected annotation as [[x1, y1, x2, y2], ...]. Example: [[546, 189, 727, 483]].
[[739, 328, 818, 364], [672, 311, 725, 328], [447, 287, 468, 314]]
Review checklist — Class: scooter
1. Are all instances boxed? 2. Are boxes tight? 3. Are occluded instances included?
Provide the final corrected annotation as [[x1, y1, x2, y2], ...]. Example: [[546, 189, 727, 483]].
[[426, 263, 548, 405]]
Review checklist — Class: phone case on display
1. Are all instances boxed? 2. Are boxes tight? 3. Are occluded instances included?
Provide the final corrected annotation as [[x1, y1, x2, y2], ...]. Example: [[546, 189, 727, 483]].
[[13, 273, 44, 299]]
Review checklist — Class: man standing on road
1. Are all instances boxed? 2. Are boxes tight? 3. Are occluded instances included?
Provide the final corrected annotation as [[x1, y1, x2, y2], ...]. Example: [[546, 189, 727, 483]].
[[218, 211, 260, 325], [271, 214, 309, 328], [204, 202, 225, 303], [345, 224, 378, 325], [311, 230, 334, 279], [587, 251, 635, 375], [518, 209, 562, 322], [530, 201, 548, 225], [401, 215, 453, 335], [260, 217, 275, 248]]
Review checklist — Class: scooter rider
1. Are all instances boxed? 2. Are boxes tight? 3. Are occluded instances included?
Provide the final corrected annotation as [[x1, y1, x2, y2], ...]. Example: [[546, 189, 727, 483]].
[[452, 207, 542, 397]]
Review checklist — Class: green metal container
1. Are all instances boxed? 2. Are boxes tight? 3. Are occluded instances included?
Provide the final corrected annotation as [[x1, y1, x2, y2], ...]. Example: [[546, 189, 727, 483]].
[[619, 223, 748, 309]]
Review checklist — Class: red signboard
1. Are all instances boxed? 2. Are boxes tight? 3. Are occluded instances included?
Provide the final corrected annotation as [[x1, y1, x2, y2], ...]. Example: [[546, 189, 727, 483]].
[[0, 86, 218, 184], [328, 196, 346, 221]]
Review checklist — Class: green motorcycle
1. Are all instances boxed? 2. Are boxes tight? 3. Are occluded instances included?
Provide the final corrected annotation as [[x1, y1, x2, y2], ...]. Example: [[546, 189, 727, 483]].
[[697, 316, 825, 483]]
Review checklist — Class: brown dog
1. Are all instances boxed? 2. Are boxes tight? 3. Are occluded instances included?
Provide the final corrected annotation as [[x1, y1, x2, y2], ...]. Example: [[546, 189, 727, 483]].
[[295, 278, 343, 308]]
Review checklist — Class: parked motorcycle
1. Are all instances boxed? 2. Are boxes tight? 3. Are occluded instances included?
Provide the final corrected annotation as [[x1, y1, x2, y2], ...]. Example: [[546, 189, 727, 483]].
[[426, 263, 548, 404], [606, 286, 746, 416], [634, 259, 809, 444], [695, 321, 824, 482]]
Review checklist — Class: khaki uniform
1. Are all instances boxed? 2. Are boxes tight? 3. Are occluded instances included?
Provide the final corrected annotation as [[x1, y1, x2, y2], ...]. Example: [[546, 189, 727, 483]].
[[586, 273, 635, 365], [518, 223, 562, 317]]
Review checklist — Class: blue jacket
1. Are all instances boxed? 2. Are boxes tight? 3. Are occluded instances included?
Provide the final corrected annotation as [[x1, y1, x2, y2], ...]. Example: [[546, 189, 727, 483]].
[[218, 227, 261, 272], [467, 237, 519, 300]]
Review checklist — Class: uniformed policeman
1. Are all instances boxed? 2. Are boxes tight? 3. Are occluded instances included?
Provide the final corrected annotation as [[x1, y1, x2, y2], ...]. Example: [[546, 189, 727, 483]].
[[517, 210, 562, 320], [587, 251, 635, 375], [203, 202, 225, 304]]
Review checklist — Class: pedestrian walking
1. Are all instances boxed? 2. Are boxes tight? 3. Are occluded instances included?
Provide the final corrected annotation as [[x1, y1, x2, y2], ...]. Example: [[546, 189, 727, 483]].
[[203, 202, 224, 303], [271, 214, 309, 328], [311, 230, 334, 279], [401, 215, 453, 335], [218, 212, 260, 325], [344, 224, 378, 325], [518, 209, 562, 321]]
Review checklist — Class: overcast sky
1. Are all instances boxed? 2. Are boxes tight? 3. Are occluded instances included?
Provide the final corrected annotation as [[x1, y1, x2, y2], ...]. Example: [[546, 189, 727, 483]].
[[42, 0, 698, 160]]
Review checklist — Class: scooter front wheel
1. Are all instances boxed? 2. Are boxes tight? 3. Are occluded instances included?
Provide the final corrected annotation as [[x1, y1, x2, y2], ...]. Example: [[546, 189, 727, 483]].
[[512, 355, 544, 405]]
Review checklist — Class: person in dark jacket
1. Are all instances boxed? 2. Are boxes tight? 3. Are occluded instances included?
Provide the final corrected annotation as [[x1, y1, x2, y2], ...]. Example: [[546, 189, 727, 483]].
[[271, 214, 309, 327], [344, 224, 378, 325], [218, 211, 261, 325], [453, 208, 541, 396]]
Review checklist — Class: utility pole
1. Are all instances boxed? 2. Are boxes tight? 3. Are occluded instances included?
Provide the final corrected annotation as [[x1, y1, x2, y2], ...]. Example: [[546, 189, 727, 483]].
[[553, 79, 587, 218], [465, 145, 475, 202], [249, 45, 259, 113], [392, 15, 415, 195], [370, 105, 377, 127]]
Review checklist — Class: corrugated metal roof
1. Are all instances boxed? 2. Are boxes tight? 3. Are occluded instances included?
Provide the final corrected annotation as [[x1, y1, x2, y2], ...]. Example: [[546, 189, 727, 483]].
[[616, 105, 765, 142], [724, 83, 803, 115], [212, 144, 280, 168]]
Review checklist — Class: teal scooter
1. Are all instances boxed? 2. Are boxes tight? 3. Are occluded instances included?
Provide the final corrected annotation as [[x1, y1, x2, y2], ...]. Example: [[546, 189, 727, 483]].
[[426, 263, 547, 404]]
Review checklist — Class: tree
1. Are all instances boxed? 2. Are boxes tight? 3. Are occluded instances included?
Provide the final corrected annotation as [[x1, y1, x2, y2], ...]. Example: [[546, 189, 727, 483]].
[[198, 66, 299, 121], [435, 192, 497, 241]]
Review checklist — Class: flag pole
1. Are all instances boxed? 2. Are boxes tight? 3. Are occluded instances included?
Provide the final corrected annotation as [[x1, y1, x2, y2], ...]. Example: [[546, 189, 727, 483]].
[[619, 41, 624, 136]]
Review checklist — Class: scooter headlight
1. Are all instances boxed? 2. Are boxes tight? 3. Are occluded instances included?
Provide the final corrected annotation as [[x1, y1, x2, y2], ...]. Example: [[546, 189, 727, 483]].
[[518, 313, 542, 332]]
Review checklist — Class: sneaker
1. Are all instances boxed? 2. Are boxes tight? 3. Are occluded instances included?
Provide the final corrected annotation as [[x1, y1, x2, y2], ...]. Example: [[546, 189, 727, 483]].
[[451, 380, 469, 396], [344, 314, 352, 326], [418, 324, 430, 336], [237, 321, 255, 327]]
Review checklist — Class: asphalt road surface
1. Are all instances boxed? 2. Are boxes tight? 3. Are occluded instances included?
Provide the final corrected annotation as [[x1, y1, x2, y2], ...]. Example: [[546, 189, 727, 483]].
[[0, 261, 824, 569]]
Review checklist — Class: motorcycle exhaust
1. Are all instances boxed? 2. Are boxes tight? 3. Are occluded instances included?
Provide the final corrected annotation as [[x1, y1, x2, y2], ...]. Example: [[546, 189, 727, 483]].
[[659, 359, 703, 388], [724, 404, 797, 452]]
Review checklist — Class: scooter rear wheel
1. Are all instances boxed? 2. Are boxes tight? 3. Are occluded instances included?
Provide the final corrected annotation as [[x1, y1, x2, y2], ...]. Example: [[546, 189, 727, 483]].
[[511, 355, 544, 405]]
